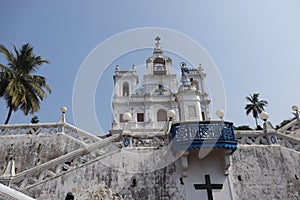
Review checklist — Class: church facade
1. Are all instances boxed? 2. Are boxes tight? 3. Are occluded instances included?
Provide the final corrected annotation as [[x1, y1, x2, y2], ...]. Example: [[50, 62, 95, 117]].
[[0, 38, 299, 200]]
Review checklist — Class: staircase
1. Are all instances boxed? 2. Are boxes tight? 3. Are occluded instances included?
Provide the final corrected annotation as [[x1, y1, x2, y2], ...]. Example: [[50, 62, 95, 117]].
[[0, 123, 121, 193], [3, 135, 120, 192]]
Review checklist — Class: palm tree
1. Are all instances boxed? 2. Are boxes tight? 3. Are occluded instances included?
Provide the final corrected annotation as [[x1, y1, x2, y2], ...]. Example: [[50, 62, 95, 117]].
[[0, 43, 51, 124], [245, 93, 268, 128]]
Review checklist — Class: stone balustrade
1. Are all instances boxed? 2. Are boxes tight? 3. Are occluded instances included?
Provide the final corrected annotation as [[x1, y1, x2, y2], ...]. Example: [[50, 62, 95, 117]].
[[235, 130, 300, 152], [235, 130, 268, 145], [115, 70, 136, 77], [0, 123, 101, 145], [276, 132, 300, 152]]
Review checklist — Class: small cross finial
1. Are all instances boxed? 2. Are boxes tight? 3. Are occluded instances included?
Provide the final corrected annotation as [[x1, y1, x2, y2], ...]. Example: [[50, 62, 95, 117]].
[[199, 63, 204, 69], [155, 36, 160, 43], [155, 36, 161, 49]]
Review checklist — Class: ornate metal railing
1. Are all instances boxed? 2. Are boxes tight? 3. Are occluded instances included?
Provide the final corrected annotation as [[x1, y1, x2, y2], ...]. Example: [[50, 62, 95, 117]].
[[0, 123, 101, 144], [171, 121, 238, 151]]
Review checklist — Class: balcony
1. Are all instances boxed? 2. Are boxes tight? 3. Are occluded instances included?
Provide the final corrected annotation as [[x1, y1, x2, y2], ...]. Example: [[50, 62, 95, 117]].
[[170, 121, 238, 152]]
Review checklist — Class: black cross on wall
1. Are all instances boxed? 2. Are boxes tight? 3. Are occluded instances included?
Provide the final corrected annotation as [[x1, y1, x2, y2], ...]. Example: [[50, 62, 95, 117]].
[[194, 174, 223, 200]]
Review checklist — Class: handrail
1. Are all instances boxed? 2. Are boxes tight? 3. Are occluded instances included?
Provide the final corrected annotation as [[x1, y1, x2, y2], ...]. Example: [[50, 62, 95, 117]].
[[0, 183, 36, 200], [63, 123, 101, 143], [277, 118, 298, 133], [276, 131, 300, 142], [235, 130, 264, 137], [276, 132, 300, 151]]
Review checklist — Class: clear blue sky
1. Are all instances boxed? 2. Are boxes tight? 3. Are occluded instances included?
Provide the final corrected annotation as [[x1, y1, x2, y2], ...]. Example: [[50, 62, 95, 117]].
[[1, 1, 300, 135]]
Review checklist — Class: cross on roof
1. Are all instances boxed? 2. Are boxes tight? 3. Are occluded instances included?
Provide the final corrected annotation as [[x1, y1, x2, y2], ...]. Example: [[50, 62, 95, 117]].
[[155, 36, 161, 49], [155, 36, 161, 43], [194, 175, 223, 200]]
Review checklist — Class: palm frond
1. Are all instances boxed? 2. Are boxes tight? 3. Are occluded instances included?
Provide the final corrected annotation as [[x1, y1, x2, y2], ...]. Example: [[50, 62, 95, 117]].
[[245, 93, 268, 127], [0, 43, 51, 123]]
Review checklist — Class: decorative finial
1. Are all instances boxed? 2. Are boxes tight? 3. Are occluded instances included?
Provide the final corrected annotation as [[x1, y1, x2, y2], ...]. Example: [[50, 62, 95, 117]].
[[155, 36, 161, 49], [123, 112, 132, 122], [61, 107, 67, 113], [216, 109, 225, 120], [115, 65, 119, 71], [259, 111, 268, 121], [1, 144, 16, 179], [167, 110, 176, 120], [132, 64, 136, 71], [260, 111, 269, 133], [121, 112, 132, 136], [58, 106, 67, 123], [292, 105, 298, 112], [292, 105, 299, 121]]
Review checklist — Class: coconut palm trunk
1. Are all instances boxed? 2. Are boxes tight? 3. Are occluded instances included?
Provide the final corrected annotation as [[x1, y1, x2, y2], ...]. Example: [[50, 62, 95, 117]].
[[254, 116, 258, 128], [4, 107, 13, 124]]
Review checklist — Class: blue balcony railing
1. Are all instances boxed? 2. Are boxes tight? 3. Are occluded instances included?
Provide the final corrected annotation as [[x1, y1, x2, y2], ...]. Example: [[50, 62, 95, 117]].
[[170, 121, 238, 152]]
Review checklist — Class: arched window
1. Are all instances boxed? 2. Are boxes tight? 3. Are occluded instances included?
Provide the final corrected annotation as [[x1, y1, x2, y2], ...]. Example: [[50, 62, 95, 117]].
[[157, 109, 167, 122], [123, 82, 129, 96]]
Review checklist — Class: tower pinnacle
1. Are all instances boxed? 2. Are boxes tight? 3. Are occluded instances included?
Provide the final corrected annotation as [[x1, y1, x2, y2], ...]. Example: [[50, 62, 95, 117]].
[[154, 36, 163, 54], [155, 36, 161, 49]]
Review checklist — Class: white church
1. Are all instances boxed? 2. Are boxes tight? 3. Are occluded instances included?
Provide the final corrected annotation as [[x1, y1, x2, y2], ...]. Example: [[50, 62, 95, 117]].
[[0, 37, 299, 200]]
